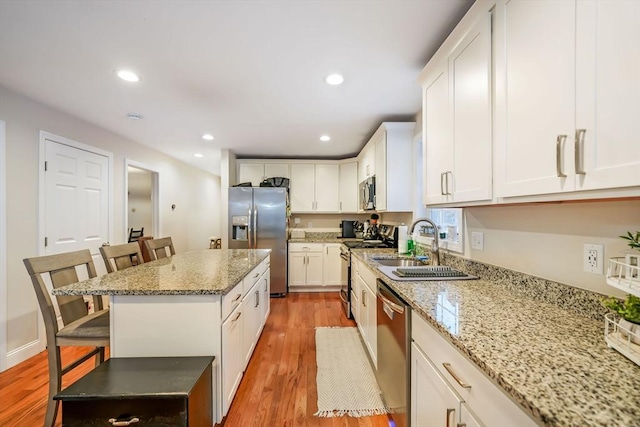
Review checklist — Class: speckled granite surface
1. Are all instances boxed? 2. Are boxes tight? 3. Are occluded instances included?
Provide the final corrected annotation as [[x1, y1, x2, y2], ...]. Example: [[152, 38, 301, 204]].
[[352, 249, 640, 427], [52, 249, 271, 296]]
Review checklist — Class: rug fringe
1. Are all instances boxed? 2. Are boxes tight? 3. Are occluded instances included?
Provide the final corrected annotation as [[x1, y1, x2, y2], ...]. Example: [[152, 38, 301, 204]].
[[314, 408, 390, 418]]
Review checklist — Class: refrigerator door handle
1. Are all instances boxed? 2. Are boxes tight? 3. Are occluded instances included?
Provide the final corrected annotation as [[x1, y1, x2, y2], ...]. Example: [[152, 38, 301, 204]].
[[247, 208, 253, 249], [253, 207, 258, 249]]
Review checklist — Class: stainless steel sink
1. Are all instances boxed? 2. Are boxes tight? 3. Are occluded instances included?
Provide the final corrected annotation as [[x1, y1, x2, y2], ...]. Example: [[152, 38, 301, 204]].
[[374, 258, 428, 267]]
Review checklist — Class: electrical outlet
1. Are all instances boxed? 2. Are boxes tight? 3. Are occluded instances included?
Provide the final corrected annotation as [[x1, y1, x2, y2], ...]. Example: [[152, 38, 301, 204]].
[[294, 217, 300, 224], [471, 232, 484, 251], [583, 243, 604, 274]]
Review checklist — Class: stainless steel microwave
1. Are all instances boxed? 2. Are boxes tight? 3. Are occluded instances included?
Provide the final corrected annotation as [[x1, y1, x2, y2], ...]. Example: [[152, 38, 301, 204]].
[[359, 176, 376, 211]]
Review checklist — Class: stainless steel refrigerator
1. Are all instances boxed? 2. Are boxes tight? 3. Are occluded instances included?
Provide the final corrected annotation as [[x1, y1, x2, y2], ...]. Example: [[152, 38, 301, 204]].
[[228, 187, 288, 296]]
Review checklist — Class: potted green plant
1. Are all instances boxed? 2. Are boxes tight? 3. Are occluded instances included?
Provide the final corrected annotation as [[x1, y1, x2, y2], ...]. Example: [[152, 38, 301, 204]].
[[603, 294, 640, 344]]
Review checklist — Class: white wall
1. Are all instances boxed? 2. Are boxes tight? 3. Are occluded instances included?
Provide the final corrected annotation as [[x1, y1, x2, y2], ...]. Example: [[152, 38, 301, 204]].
[[464, 199, 640, 296], [0, 85, 221, 369]]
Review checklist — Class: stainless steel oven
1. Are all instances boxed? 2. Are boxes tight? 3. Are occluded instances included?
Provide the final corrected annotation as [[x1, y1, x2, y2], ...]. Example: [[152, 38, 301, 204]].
[[339, 244, 352, 319]]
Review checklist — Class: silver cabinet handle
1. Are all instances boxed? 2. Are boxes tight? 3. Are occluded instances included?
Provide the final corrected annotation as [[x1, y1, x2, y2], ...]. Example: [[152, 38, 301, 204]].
[[458, 424, 467, 427], [440, 172, 446, 195], [253, 272, 259, 279], [556, 135, 567, 177], [575, 129, 586, 175], [339, 201, 342, 211], [109, 417, 140, 426], [443, 362, 471, 388], [362, 290, 366, 307], [232, 311, 242, 322], [255, 290, 259, 308], [445, 171, 453, 196], [232, 293, 242, 302]]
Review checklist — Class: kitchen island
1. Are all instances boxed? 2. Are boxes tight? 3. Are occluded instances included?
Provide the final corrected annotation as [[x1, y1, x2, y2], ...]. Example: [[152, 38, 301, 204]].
[[53, 248, 271, 423], [352, 249, 640, 427]]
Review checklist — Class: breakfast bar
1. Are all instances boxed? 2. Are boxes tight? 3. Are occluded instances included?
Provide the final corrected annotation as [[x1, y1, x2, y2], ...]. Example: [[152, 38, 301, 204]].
[[52, 248, 272, 423]]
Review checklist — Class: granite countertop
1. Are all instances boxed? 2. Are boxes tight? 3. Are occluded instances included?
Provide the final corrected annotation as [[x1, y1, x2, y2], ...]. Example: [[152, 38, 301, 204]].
[[52, 249, 271, 296], [351, 249, 640, 427]]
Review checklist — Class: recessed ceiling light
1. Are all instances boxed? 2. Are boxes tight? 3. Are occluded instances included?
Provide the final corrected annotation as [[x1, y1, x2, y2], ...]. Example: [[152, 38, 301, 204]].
[[320, 135, 331, 142], [127, 113, 143, 120], [202, 134, 214, 141], [324, 74, 344, 85], [194, 153, 204, 158], [116, 69, 140, 82]]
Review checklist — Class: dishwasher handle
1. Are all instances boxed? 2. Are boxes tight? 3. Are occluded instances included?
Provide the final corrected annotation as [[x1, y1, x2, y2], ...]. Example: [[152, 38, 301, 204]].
[[378, 292, 404, 314]]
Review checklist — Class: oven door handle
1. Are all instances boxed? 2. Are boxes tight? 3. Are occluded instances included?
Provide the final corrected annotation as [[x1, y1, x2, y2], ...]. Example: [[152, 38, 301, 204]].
[[339, 289, 348, 304]]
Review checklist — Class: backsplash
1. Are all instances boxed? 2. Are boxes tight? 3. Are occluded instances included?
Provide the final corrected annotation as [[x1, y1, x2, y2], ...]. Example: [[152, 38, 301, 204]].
[[416, 243, 609, 321]]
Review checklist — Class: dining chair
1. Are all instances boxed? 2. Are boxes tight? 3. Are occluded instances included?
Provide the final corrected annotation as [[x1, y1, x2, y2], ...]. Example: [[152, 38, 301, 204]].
[[127, 227, 144, 243], [99, 242, 145, 273], [23, 249, 110, 427], [144, 236, 176, 261]]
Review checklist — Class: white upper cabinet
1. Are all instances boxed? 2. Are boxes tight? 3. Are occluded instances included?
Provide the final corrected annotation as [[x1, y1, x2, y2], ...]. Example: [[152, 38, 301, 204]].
[[420, 11, 492, 206], [368, 122, 415, 212], [289, 163, 339, 213], [358, 144, 376, 182], [238, 162, 289, 186], [575, 0, 640, 191], [339, 162, 359, 213], [495, 0, 640, 198]]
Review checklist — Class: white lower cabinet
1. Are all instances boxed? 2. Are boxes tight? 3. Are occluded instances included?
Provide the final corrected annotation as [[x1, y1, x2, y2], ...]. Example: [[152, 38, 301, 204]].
[[288, 242, 343, 290], [411, 311, 537, 427], [323, 243, 342, 286], [411, 342, 463, 427], [260, 267, 270, 326], [241, 279, 262, 371], [355, 260, 377, 367], [222, 300, 243, 416], [288, 243, 323, 288]]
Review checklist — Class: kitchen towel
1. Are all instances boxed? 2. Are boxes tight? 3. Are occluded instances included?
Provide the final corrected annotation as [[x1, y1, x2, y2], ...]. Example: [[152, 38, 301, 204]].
[[314, 327, 388, 418]]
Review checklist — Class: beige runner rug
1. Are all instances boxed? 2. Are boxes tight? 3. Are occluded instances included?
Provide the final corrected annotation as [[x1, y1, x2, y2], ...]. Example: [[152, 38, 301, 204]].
[[314, 326, 389, 418]]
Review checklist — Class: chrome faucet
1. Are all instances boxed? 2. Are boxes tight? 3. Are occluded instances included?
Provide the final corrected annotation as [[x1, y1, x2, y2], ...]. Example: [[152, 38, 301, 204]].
[[408, 217, 440, 266]]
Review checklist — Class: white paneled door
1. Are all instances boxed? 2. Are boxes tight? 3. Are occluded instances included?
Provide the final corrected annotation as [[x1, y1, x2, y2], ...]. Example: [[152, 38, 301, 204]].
[[44, 137, 110, 273]]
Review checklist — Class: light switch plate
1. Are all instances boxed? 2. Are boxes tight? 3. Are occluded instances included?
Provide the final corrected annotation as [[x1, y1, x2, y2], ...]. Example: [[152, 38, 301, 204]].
[[471, 232, 484, 251]]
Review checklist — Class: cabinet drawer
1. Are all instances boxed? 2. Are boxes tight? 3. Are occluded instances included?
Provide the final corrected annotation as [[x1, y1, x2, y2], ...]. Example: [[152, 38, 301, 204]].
[[411, 312, 537, 427], [358, 262, 377, 292], [222, 281, 244, 320], [244, 264, 262, 292], [288, 242, 323, 252]]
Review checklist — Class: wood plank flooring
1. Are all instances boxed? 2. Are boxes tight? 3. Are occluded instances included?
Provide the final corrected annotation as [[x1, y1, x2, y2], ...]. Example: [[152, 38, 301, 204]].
[[0, 292, 390, 427]]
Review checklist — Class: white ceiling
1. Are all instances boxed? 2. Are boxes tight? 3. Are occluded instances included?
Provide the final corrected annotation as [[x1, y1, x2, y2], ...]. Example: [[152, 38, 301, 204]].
[[0, 0, 473, 176]]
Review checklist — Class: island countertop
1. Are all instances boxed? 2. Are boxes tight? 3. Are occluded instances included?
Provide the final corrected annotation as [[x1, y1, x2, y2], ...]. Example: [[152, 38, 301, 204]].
[[52, 249, 271, 296], [351, 249, 640, 427]]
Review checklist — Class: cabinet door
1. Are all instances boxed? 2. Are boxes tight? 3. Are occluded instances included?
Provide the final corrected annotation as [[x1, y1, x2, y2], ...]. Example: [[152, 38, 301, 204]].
[[288, 252, 307, 286], [264, 163, 290, 179], [411, 342, 461, 427], [323, 244, 342, 286], [238, 163, 265, 187], [241, 282, 261, 371], [450, 12, 492, 203], [460, 403, 485, 427], [363, 285, 377, 367], [355, 274, 367, 339], [423, 61, 452, 205], [315, 164, 340, 212], [576, 0, 640, 191], [290, 164, 316, 212], [222, 305, 243, 416], [339, 162, 358, 212], [305, 252, 324, 286], [497, 0, 576, 197], [374, 131, 387, 211], [261, 268, 270, 325]]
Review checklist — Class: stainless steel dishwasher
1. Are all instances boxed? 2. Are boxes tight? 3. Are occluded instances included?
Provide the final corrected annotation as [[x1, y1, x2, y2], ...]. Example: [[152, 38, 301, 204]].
[[376, 278, 411, 427]]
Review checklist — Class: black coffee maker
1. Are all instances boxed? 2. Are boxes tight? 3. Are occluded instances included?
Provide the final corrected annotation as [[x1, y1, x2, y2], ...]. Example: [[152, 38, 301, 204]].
[[341, 220, 356, 238]]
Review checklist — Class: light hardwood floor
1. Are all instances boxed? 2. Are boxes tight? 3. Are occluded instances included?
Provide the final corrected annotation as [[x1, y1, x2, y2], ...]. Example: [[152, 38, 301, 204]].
[[0, 292, 390, 427]]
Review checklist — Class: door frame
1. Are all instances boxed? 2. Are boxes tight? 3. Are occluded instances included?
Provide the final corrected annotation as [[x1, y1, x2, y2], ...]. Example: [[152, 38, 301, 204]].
[[0, 120, 7, 371], [124, 159, 160, 242]]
